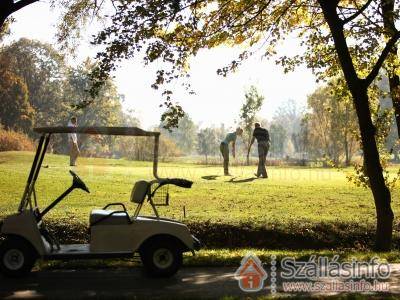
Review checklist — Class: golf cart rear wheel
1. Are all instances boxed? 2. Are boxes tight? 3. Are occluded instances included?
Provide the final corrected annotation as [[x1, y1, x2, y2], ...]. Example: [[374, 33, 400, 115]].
[[0, 236, 37, 278], [140, 237, 183, 277]]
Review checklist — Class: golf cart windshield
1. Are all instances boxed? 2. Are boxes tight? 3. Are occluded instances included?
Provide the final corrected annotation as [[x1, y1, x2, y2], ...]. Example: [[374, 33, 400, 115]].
[[18, 126, 161, 213]]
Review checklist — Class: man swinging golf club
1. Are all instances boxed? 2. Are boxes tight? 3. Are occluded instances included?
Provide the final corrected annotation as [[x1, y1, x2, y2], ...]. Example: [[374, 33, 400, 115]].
[[220, 127, 243, 176], [248, 122, 270, 178]]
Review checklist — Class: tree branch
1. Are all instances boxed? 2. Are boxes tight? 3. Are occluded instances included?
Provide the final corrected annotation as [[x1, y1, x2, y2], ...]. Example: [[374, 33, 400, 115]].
[[342, 0, 373, 24], [10, 0, 39, 14], [364, 30, 400, 86], [0, 0, 39, 29]]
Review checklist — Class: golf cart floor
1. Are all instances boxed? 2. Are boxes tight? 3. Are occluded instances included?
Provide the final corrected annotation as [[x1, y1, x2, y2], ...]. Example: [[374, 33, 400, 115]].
[[44, 244, 133, 260]]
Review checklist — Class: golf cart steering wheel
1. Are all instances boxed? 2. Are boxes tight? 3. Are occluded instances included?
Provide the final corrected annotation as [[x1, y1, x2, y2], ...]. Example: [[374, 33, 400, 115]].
[[69, 170, 90, 193]]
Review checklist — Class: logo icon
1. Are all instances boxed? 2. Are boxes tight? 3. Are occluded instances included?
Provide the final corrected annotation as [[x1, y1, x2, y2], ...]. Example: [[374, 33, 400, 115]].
[[235, 253, 268, 292]]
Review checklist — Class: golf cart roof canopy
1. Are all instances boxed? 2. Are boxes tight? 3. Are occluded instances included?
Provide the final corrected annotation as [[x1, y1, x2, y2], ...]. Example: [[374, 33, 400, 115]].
[[34, 126, 160, 137]]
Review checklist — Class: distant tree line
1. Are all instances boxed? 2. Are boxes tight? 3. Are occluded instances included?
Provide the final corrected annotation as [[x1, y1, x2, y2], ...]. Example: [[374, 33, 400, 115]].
[[1, 39, 398, 165], [163, 85, 398, 167], [0, 38, 183, 160]]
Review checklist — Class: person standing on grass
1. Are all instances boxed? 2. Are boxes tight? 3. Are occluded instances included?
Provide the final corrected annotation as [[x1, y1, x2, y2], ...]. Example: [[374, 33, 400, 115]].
[[248, 122, 270, 178], [220, 127, 243, 176], [68, 117, 80, 166]]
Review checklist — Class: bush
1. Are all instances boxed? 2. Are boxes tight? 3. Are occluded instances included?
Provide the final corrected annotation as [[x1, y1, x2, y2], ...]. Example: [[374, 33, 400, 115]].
[[0, 129, 35, 151]]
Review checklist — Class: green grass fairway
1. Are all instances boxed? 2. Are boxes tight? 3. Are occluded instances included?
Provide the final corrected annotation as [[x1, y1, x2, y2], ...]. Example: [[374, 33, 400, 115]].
[[0, 151, 399, 231]]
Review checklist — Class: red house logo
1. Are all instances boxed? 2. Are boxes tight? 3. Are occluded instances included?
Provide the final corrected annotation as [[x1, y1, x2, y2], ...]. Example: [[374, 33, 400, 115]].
[[234, 254, 268, 292]]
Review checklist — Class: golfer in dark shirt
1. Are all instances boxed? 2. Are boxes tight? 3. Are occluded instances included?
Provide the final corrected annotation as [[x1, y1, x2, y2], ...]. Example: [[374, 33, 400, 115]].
[[248, 123, 270, 178]]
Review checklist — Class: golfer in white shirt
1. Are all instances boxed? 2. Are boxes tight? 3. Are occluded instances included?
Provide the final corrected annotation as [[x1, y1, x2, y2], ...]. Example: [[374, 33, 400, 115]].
[[68, 117, 80, 166]]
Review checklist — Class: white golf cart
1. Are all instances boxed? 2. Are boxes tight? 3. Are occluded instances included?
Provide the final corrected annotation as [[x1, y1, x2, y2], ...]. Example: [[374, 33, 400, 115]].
[[0, 127, 201, 278]]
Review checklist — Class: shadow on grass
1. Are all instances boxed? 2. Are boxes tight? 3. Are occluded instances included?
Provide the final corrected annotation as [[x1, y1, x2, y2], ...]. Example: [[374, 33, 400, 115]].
[[201, 175, 221, 180], [227, 177, 258, 183]]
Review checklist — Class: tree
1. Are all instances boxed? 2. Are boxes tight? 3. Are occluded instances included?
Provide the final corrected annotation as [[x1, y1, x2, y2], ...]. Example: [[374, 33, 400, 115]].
[[287, 1, 400, 142], [0, 64, 33, 132], [239, 86, 264, 165], [197, 127, 218, 164], [63, 59, 123, 126], [1, 1, 188, 127], [0, 38, 127, 156], [59, 59, 126, 155], [269, 123, 287, 158], [305, 83, 358, 166], [272, 100, 304, 156], [0, 0, 113, 32], [0, 38, 67, 127], [316, 0, 398, 250], [91, 0, 400, 250], [161, 114, 197, 154]]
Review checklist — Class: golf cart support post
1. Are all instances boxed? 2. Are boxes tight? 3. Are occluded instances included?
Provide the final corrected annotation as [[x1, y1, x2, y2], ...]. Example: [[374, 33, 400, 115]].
[[19, 127, 160, 213]]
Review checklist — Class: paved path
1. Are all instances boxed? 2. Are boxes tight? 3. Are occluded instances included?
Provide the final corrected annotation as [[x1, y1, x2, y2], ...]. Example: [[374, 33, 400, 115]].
[[1, 265, 400, 299]]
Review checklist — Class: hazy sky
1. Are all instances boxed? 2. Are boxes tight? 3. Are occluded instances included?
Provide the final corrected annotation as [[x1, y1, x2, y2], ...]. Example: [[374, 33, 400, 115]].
[[8, 2, 318, 129]]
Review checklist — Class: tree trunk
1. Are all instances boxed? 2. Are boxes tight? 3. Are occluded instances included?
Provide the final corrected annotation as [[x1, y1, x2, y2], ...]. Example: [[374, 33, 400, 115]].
[[352, 88, 394, 251], [318, 0, 394, 250], [382, 0, 400, 137], [344, 134, 350, 166], [0, 14, 7, 30]]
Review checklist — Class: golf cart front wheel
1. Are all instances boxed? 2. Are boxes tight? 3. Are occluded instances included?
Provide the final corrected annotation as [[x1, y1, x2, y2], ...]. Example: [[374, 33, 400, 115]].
[[140, 237, 183, 277], [0, 236, 37, 278]]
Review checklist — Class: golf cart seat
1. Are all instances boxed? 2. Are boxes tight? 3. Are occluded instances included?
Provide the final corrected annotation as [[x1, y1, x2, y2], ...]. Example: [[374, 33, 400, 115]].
[[89, 180, 150, 226], [90, 209, 130, 225]]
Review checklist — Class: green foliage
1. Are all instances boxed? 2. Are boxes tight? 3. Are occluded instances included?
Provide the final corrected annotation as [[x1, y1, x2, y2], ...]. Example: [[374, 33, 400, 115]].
[[0, 38, 146, 160], [0, 38, 67, 127], [87, 1, 400, 206], [65, 59, 124, 127], [160, 104, 185, 131], [161, 114, 198, 154], [304, 81, 359, 166], [346, 89, 400, 190], [87, 0, 362, 126], [0, 60, 34, 132], [0, 19, 11, 42], [55, 0, 105, 51]]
